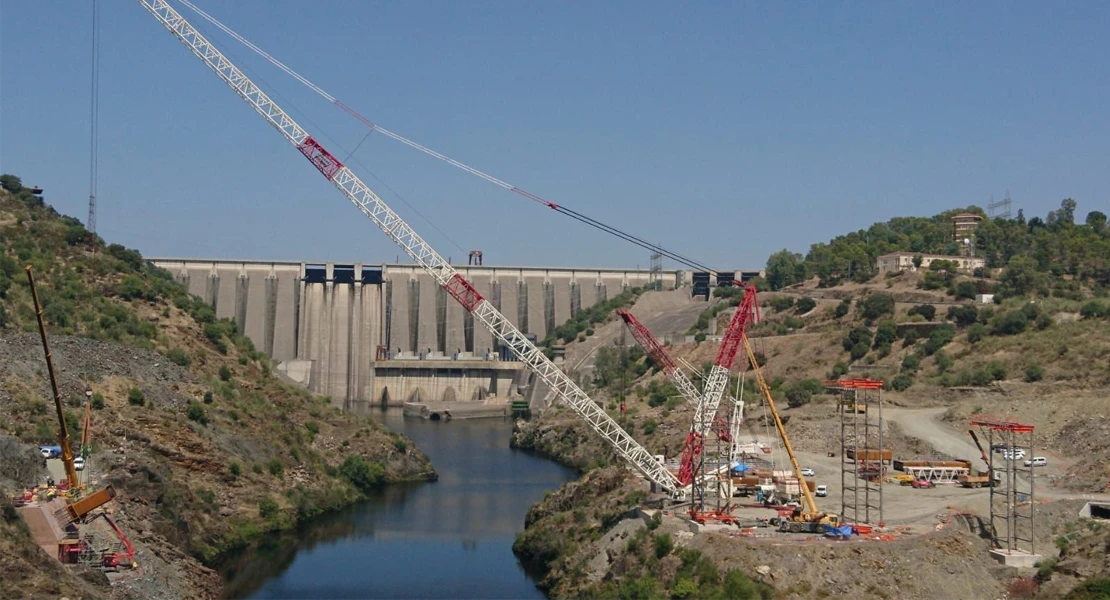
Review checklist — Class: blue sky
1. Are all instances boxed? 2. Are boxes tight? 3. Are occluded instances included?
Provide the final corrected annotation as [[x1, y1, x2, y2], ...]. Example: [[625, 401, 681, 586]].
[[1, 1, 1107, 269]]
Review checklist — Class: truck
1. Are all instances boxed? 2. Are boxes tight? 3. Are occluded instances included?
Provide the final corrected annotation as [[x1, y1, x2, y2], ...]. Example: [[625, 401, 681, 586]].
[[958, 471, 1001, 488]]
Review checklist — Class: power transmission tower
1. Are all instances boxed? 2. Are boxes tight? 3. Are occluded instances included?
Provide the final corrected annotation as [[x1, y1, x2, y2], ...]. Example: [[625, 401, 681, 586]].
[[649, 249, 663, 291], [987, 191, 1012, 220], [87, 0, 101, 234]]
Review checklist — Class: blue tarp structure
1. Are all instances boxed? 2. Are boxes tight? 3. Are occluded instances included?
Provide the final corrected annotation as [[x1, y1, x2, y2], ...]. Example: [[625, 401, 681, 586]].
[[823, 525, 854, 540], [730, 463, 749, 474]]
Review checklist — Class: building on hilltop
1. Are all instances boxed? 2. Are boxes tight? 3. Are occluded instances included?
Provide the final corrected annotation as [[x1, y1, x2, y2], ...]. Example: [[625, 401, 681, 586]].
[[876, 252, 985, 274], [952, 213, 983, 242]]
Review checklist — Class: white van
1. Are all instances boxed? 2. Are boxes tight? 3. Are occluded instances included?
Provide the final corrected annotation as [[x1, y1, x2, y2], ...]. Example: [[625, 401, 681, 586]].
[[815, 485, 829, 497], [1024, 457, 1047, 467]]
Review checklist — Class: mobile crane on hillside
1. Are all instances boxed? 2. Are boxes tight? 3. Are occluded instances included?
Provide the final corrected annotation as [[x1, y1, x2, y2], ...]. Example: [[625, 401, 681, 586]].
[[741, 337, 840, 533], [133, 0, 687, 498], [26, 267, 118, 524]]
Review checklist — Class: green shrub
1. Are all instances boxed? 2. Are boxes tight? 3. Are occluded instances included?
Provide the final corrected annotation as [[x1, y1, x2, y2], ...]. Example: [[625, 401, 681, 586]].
[[1025, 364, 1044, 382], [991, 310, 1029, 336], [769, 296, 795, 312], [186, 401, 209, 425], [935, 351, 954, 374], [251, 462, 264, 474], [203, 391, 213, 404], [90, 392, 105, 410], [268, 458, 284, 478], [828, 362, 849, 378], [901, 355, 920, 373], [902, 329, 920, 346], [258, 496, 279, 520], [891, 374, 913, 391], [1080, 300, 1107, 319], [218, 365, 232, 381], [794, 297, 816, 314], [165, 348, 191, 368], [834, 298, 851, 318], [859, 293, 895, 320], [229, 462, 241, 478], [987, 362, 1007, 381], [947, 305, 979, 327], [642, 419, 657, 435], [842, 326, 873, 351], [338, 455, 386, 494], [908, 304, 936, 321], [694, 332, 707, 343], [653, 533, 673, 558], [127, 388, 145, 406], [305, 421, 319, 438], [874, 320, 897, 348], [850, 342, 869, 361], [923, 324, 956, 355], [967, 323, 987, 343]]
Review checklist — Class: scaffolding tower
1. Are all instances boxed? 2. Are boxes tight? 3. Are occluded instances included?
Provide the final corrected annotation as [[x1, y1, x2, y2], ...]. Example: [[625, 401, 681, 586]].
[[971, 416, 1036, 558], [834, 378, 885, 525]]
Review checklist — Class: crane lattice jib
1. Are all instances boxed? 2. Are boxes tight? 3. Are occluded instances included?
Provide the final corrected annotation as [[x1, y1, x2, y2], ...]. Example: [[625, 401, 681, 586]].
[[617, 310, 700, 405], [135, 0, 682, 497], [693, 285, 758, 437]]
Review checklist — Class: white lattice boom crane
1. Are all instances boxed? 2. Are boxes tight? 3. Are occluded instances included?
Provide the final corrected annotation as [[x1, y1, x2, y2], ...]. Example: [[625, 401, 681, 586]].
[[677, 284, 759, 485], [133, 0, 683, 497]]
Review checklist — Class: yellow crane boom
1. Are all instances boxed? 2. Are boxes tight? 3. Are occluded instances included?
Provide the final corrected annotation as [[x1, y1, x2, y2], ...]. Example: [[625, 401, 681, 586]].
[[742, 336, 824, 520], [26, 266, 82, 494]]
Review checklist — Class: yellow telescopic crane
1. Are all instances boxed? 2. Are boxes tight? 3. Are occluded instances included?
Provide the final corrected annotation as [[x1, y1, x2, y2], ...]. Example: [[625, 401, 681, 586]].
[[743, 336, 839, 533], [26, 266, 82, 495]]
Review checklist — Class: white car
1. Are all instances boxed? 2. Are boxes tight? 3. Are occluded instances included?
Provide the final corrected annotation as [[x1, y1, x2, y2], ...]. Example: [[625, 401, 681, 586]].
[[73, 456, 85, 471], [800, 468, 816, 477], [1024, 457, 1047, 467], [815, 485, 829, 497]]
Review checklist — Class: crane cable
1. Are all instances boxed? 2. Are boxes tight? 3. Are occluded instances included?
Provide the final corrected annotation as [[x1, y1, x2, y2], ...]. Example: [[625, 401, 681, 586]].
[[88, 0, 100, 234], [174, 0, 718, 274]]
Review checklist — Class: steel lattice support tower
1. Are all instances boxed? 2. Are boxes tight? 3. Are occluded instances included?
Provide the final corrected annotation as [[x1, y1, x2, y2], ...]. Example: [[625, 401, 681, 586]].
[[836, 378, 884, 525], [649, 250, 663, 291], [972, 416, 1035, 557]]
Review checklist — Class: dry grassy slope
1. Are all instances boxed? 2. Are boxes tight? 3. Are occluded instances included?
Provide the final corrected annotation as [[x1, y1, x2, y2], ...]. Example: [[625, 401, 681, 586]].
[[0, 184, 435, 598]]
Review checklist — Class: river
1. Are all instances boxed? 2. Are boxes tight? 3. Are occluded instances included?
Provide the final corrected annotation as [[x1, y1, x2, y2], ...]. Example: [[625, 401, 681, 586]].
[[218, 408, 576, 599]]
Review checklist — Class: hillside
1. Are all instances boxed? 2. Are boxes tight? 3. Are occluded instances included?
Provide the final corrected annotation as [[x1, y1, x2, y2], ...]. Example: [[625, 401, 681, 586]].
[[513, 202, 1110, 599], [0, 175, 435, 599]]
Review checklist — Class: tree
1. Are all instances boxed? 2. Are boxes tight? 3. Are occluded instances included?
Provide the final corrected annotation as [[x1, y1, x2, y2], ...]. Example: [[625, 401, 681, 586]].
[[834, 298, 851, 318], [0, 174, 23, 192], [947, 305, 979, 327], [859, 293, 895, 320], [912, 254, 923, 269], [874, 320, 897, 348], [999, 255, 1044, 298], [908, 304, 936, 320], [1087, 210, 1108, 233], [766, 249, 804, 290], [339, 455, 386, 494], [794, 297, 816, 314]]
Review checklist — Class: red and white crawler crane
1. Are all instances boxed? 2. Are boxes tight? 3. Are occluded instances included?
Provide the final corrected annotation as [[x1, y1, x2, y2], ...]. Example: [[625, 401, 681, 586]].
[[134, 0, 685, 498]]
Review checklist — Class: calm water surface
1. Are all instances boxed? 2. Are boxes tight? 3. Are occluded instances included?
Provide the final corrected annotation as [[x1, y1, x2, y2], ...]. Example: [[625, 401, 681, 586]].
[[219, 408, 576, 599]]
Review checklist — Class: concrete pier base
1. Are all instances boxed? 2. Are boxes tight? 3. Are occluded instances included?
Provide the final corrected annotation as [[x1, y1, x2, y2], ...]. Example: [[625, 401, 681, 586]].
[[989, 549, 1041, 568], [402, 400, 512, 420]]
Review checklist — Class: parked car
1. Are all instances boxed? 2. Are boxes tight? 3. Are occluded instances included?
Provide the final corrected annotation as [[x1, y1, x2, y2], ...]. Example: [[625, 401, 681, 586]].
[[815, 485, 829, 497], [991, 444, 1010, 453], [73, 456, 85, 471], [800, 467, 816, 477], [1024, 457, 1047, 467], [911, 478, 935, 489]]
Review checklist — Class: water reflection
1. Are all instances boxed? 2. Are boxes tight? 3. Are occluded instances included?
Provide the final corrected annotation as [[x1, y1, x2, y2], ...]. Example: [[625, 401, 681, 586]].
[[219, 409, 576, 599]]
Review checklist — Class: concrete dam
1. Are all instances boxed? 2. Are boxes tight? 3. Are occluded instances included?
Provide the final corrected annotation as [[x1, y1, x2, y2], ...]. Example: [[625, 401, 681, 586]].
[[152, 258, 741, 407]]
